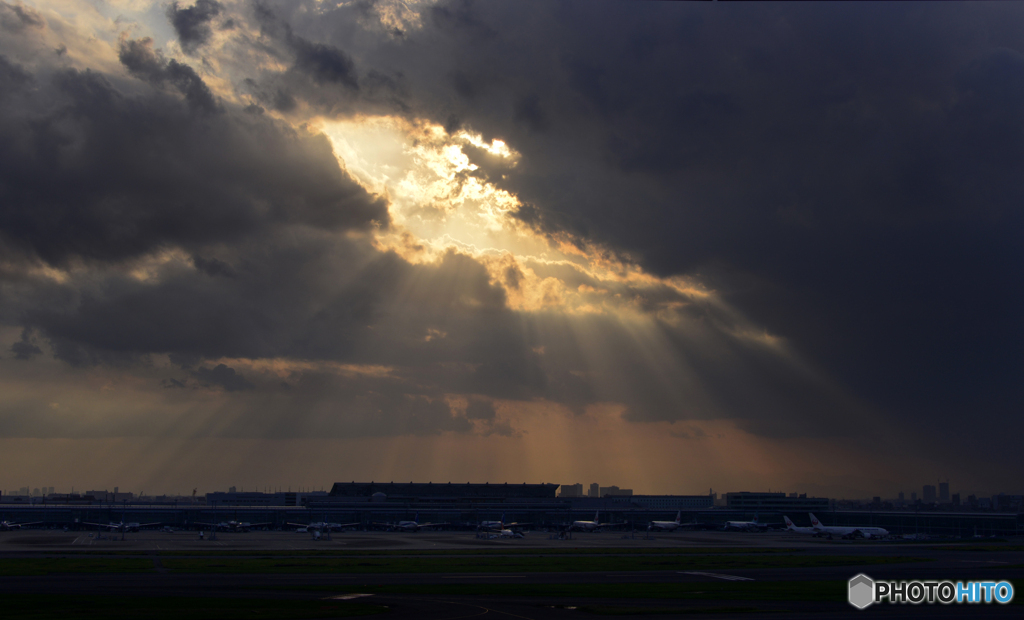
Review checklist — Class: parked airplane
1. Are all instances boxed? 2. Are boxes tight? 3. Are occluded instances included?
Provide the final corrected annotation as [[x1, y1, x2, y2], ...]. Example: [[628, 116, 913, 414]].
[[479, 513, 531, 532], [723, 515, 771, 531], [570, 511, 619, 531], [83, 519, 161, 533], [196, 520, 271, 533], [648, 511, 685, 531], [782, 515, 817, 535], [0, 520, 42, 531], [808, 513, 889, 539], [376, 514, 448, 531], [287, 520, 360, 534]]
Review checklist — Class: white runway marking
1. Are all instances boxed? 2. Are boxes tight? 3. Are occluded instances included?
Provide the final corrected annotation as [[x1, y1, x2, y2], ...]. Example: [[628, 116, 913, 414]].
[[441, 575, 525, 578], [679, 571, 754, 581]]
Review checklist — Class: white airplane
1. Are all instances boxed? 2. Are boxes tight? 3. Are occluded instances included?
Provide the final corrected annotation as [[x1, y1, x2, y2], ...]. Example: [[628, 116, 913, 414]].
[[570, 511, 618, 531], [196, 520, 271, 533], [479, 513, 531, 532], [376, 514, 448, 531], [723, 514, 771, 531], [83, 519, 161, 533], [809, 513, 889, 539], [287, 520, 360, 534], [1, 520, 43, 531], [648, 511, 684, 531], [782, 515, 817, 534]]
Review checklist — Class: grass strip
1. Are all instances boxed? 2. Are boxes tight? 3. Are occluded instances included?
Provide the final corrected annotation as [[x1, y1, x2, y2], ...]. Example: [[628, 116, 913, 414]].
[[924, 544, 1022, 552], [162, 554, 926, 575], [0, 558, 154, 576], [576, 605, 768, 616], [2, 594, 386, 619], [60, 546, 809, 557], [262, 580, 849, 602]]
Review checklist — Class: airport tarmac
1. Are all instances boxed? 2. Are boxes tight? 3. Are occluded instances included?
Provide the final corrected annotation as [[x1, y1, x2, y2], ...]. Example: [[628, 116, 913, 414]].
[[2, 530, 1021, 619], [0, 527, 968, 552]]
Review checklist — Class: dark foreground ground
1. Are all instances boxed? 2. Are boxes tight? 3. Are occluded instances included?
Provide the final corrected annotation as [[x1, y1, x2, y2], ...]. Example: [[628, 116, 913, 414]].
[[1, 529, 1021, 619]]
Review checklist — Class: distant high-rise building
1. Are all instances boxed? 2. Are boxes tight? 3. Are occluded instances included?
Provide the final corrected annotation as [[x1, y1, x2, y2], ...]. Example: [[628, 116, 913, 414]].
[[599, 485, 632, 497], [939, 482, 949, 503], [923, 485, 937, 503], [898, 491, 904, 501], [588, 483, 599, 498], [952, 493, 961, 507], [911, 492, 917, 501], [558, 483, 583, 498], [229, 486, 237, 493]]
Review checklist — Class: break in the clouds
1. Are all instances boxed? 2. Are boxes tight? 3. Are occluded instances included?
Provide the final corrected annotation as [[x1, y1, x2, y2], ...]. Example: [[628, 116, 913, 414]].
[[0, 0, 1021, 497]]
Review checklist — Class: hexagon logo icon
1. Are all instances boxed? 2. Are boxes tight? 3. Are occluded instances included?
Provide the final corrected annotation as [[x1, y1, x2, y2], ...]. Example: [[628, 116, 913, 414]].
[[849, 574, 875, 609]]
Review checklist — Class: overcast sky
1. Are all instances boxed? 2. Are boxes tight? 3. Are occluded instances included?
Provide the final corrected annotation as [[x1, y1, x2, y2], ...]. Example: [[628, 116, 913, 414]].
[[1, 0, 1021, 499]]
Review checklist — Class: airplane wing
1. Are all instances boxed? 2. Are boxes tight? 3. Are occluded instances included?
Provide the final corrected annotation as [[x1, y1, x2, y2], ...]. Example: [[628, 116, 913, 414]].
[[81, 522, 116, 530], [287, 522, 359, 529]]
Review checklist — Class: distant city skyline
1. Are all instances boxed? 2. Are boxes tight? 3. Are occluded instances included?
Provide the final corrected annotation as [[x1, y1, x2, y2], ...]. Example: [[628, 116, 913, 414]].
[[5, 478, 1021, 502]]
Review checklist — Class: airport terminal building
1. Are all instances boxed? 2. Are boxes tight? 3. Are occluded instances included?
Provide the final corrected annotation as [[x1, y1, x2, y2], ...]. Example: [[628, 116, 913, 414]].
[[327, 482, 560, 502], [725, 492, 830, 514], [3, 483, 1022, 537]]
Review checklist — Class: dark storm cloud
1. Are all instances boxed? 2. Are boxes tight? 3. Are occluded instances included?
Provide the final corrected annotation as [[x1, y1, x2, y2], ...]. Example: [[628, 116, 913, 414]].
[[119, 37, 219, 113], [192, 363, 254, 392], [241, 1, 407, 116], [288, 34, 359, 90], [267, 0, 1023, 455], [250, 2, 359, 89], [10, 328, 41, 360], [0, 41, 388, 267], [166, 0, 222, 54], [5, 0, 1023, 461], [0, 1, 43, 33], [0, 53, 31, 92]]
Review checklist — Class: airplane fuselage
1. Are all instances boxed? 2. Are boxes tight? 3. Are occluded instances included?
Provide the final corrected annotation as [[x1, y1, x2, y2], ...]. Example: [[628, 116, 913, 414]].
[[808, 513, 888, 539]]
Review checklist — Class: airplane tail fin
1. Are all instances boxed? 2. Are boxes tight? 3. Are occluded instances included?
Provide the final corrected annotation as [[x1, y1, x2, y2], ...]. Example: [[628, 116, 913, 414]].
[[675, 511, 681, 524], [809, 513, 821, 527], [783, 516, 794, 528]]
